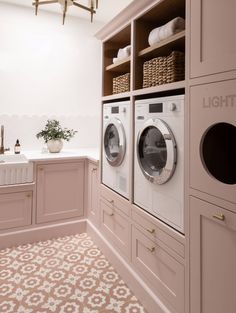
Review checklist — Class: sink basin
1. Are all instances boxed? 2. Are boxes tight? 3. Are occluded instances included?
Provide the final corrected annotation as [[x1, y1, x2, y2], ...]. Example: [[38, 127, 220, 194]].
[[0, 154, 29, 164], [0, 154, 33, 186]]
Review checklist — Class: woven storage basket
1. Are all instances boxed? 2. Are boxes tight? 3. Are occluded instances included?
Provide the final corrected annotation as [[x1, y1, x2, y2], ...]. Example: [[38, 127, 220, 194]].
[[143, 51, 185, 88], [113, 73, 130, 94]]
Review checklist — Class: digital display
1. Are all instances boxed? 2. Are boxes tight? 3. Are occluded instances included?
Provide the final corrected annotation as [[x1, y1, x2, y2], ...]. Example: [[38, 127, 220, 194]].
[[111, 106, 119, 114], [149, 103, 163, 113]]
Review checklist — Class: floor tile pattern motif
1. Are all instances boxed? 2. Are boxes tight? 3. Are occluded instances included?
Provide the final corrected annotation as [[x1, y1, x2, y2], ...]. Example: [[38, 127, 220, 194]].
[[0, 233, 147, 313]]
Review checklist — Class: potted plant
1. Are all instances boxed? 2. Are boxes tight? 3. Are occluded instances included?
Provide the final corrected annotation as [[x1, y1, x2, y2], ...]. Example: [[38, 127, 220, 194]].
[[36, 119, 77, 153]]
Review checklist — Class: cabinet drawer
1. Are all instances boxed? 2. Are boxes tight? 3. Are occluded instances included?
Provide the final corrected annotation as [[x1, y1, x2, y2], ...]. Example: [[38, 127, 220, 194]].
[[132, 209, 185, 258], [132, 226, 184, 313], [100, 184, 130, 216], [100, 197, 131, 258], [0, 191, 32, 230]]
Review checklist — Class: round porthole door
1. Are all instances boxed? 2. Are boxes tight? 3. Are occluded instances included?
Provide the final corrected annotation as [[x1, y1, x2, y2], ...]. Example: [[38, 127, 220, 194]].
[[200, 122, 236, 185], [104, 118, 126, 167], [137, 118, 177, 184]]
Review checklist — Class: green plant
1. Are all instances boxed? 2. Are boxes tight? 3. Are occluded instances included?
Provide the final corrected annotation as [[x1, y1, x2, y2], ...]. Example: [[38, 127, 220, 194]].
[[36, 120, 77, 143]]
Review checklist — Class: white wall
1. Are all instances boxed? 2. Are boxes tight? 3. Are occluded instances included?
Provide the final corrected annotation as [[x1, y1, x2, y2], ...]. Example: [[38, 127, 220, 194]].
[[0, 2, 103, 150]]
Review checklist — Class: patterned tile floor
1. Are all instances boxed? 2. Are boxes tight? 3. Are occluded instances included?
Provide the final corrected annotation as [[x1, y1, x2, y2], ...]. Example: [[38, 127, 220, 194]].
[[0, 233, 147, 313]]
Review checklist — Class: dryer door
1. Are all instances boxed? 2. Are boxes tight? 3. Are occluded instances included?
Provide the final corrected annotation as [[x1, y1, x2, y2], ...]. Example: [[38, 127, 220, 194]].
[[104, 118, 126, 167], [137, 118, 177, 184]]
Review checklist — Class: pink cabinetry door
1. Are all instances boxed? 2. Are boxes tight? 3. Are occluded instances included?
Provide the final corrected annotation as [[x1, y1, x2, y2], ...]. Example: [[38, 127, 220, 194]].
[[190, 0, 236, 78], [0, 191, 32, 230], [132, 226, 184, 313], [190, 196, 236, 313], [36, 162, 84, 223], [87, 162, 99, 224]]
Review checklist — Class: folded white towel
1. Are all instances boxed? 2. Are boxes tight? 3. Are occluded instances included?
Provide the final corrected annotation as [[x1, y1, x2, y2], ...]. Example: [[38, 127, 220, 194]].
[[117, 45, 131, 59], [113, 57, 118, 64], [148, 17, 185, 46]]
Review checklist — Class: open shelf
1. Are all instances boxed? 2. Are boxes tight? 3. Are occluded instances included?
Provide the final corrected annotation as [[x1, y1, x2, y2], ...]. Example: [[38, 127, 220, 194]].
[[133, 80, 186, 96], [105, 56, 131, 73], [102, 91, 131, 102], [138, 30, 185, 59]]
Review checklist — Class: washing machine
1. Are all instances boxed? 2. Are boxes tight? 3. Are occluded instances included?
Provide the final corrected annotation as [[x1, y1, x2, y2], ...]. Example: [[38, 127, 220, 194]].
[[102, 101, 130, 199], [190, 80, 236, 204], [134, 95, 184, 232]]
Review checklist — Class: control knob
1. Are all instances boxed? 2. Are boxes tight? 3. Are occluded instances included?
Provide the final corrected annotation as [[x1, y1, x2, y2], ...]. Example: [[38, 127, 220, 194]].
[[169, 102, 177, 111]]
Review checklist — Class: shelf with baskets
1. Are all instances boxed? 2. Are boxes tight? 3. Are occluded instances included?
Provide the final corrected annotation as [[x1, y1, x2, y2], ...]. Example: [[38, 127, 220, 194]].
[[103, 24, 131, 97], [134, 0, 186, 91]]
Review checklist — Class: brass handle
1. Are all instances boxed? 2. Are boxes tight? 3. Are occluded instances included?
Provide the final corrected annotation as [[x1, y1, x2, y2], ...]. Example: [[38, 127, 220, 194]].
[[92, 168, 97, 172], [108, 199, 114, 204], [39, 167, 43, 171], [213, 214, 225, 221], [26, 194, 31, 198], [146, 228, 155, 234], [147, 246, 155, 253], [109, 212, 114, 216]]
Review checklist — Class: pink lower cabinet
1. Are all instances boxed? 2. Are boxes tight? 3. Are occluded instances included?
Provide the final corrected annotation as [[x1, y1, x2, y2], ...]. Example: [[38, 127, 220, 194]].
[[190, 196, 236, 313], [132, 226, 184, 313], [0, 191, 32, 230], [87, 162, 99, 225], [100, 197, 131, 258], [36, 162, 84, 223]]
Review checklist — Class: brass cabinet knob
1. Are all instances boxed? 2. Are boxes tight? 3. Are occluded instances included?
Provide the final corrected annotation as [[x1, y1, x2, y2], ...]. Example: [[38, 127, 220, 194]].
[[26, 194, 31, 198], [147, 246, 155, 253], [213, 213, 225, 221], [146, 228, 155, 234]]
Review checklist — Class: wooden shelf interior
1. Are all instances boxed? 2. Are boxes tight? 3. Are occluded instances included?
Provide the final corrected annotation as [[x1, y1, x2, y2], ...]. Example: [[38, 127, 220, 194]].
[[134, 0, 185, 90], [103, 24, 131, 96]]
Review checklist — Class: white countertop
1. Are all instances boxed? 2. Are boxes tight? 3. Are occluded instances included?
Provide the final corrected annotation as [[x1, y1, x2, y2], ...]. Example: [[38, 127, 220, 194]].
[[21, 148, 99, 163]]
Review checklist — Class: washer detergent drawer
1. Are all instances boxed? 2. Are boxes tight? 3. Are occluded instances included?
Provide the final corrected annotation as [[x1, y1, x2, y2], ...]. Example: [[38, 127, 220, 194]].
[[132, 226, 184, 313], [190, 80, 236, 204]]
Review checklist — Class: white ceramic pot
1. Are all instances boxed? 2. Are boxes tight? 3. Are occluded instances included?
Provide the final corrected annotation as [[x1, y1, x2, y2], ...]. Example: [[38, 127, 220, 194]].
[[47, 139, 63, 153]]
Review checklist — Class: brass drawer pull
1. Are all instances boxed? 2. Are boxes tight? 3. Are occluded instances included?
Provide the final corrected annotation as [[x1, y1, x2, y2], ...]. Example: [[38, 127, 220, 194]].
[[109, 212, 114, 216], [147, 246, 155, 253], [146, 228, 155, 234], [213, 214, 225, 221], [108, 199, 114, 204], [92, 168, 97, 172], [26, 194, 31, 198], [39, 167, 44, 171]]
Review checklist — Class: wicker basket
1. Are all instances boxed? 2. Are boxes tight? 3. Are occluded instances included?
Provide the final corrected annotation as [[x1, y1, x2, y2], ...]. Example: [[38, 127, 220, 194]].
[[143, 51, 185, 88], [113, 73, 130, 94]]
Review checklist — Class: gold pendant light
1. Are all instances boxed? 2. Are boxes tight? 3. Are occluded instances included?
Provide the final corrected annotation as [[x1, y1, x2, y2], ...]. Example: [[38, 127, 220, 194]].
[[32, 0, 98, 25]]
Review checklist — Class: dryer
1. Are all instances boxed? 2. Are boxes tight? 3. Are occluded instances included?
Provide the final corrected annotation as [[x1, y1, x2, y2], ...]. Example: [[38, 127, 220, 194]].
[[102, 101, 130, 199], [134, 95, 185, 232]]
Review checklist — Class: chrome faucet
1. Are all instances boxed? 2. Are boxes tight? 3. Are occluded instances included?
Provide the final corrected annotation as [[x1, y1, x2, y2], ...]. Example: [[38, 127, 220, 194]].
[[0, 125, 10, 154]]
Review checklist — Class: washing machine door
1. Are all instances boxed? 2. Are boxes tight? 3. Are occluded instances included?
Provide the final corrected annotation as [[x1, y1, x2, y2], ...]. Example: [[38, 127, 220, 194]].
[[137, 118, 177, 184], [104, 118, 126, 167]]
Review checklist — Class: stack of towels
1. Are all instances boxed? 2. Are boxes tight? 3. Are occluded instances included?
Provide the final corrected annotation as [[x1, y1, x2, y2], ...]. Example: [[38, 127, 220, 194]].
[[113, 45, 131, 64], [148, 17, 185, 46]]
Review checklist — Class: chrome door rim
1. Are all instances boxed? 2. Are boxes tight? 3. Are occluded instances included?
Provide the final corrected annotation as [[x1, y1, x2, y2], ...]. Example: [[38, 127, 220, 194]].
[[104, 117, 126, 167], [137, 118, 177, 184]]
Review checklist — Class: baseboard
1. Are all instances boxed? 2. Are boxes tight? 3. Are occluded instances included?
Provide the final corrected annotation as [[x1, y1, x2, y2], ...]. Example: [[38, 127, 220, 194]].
[[0, 219, 87, 250], [86, 220, 170, 313]]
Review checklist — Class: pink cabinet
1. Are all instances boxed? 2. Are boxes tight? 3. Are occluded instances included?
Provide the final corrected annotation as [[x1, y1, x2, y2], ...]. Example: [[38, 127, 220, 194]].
[[36, 162, 84, 223], [132, 226, 185, 313], [87, 162, 99, 225], [190, 196, 236, 313], [190, 0, 236, 78], [100, 196, 131, 258], [0, 191, 32, 230]]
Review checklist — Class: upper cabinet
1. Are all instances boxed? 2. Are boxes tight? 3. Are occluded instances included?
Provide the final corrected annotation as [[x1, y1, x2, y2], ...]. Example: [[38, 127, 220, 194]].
[[100, 0, 186, 98], [190, 0, 236, 78]]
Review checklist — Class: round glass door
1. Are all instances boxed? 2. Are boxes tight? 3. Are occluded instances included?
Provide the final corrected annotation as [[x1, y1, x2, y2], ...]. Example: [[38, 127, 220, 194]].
[[104, 118, 126, 167], [137, 119, 177, 184]]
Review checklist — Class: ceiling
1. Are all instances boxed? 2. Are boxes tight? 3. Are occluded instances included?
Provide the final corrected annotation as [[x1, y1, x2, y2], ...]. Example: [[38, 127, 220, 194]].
[[1, 0, 134, 23]]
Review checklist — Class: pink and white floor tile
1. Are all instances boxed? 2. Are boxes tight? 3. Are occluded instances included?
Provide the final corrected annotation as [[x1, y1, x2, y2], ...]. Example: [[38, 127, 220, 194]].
[[0, 233, 147, 313]]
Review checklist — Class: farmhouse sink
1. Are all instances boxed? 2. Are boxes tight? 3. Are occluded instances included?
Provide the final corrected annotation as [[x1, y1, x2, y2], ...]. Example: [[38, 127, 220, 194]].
[[0, 154, 33, 185], [0, 154, 29, 164]]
